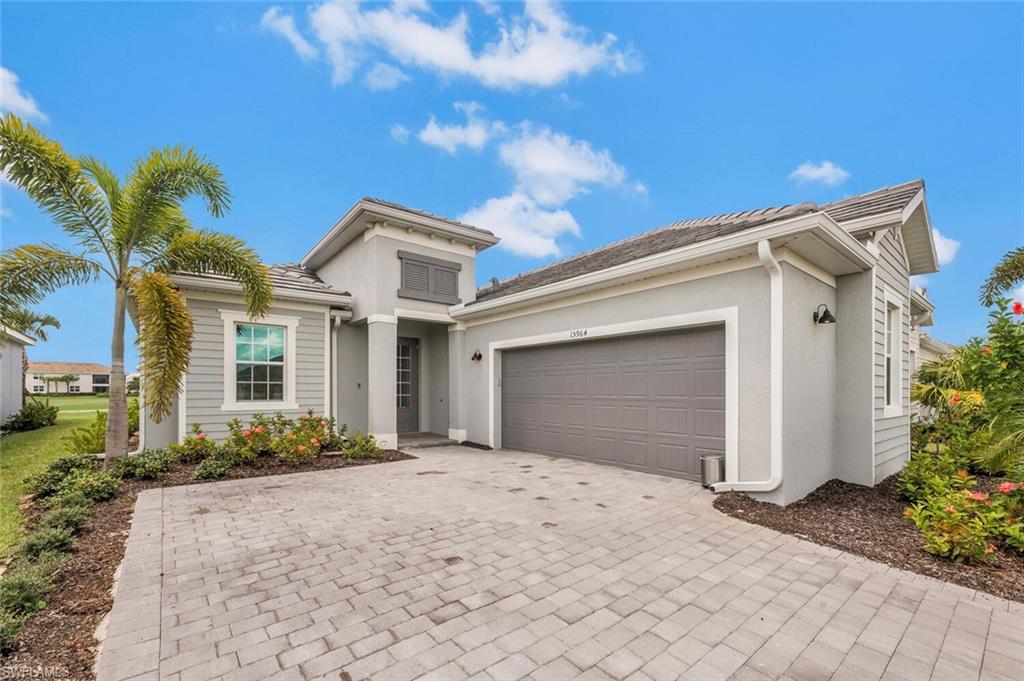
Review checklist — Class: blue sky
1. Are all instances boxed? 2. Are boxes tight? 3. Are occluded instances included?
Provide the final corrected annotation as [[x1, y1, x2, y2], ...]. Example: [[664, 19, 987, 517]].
[[2, 1, 1022, 369]]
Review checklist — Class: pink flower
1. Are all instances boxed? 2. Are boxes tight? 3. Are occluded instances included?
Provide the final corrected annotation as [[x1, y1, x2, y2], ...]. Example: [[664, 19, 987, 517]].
[[968, 491, 989, 503], [196, 433, 206, 440], [944, 505, 957, 514], [1014, 301, 1024, 315], [243, 430, 251, 437], [298, 445, 307, 453], [255, 425, 265, 434], [998, 482, 1017, 494], [310, 438, 319, 446], [982, 345, 991, 355]]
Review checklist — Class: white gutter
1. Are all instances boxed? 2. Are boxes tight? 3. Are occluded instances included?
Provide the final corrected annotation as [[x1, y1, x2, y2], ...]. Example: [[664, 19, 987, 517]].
[[711, 239, 783, 494], [329, 312, 344, 422]]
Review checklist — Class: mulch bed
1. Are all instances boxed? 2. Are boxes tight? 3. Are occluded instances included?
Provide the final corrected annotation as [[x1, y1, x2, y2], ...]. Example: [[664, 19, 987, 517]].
[[2, 450, 413, 680], [713, 475, 1024, 603]]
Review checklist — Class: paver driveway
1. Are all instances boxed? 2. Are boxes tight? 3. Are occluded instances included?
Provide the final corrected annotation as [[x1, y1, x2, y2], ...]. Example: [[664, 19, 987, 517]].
[[96, 446, 1024, 681]]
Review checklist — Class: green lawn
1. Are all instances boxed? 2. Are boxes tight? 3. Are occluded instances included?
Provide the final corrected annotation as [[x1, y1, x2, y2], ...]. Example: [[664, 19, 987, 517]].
[[0, 410, 97, 557], [35, 394, 110, 412]]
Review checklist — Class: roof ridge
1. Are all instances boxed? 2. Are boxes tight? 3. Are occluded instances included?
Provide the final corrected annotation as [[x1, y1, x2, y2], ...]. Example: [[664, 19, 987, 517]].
[[821, 178, 924, 210]]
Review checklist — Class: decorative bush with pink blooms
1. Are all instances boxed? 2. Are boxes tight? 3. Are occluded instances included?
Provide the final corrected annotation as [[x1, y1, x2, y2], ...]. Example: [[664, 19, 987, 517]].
[[170, 424, 219, 463]]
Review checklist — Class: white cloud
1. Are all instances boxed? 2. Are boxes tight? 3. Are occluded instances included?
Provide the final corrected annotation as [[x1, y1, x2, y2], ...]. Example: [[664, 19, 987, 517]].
[[260, 6, 319, 61], [788, 160, 850, 187], [932, 228, 960, 267], [0, 67, 48, 123], [460, 191, 580, 258], [475, 0, 500, 16], [364, 62, 409, 91], [418, 101, 505, 154], [289, 1, 640, 90], [1, 206, 11, 220], [389, 123, 410, 143], [499, 123, 626, 205]]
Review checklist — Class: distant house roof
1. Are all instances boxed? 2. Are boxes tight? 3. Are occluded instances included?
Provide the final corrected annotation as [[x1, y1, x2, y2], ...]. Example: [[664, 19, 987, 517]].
[[28, 361, 110, 374], [472, 180, 928, 305]]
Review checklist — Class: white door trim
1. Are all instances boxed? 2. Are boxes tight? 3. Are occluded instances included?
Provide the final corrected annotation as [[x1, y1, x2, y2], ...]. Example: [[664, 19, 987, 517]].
[[487, 307, 739, 481]]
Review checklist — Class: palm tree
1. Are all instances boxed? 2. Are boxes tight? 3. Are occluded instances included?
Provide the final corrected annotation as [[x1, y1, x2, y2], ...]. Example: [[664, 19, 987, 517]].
[[5, 307, 61, 342], [980, 246, 1024, 306], [0, 114, 271, 461]]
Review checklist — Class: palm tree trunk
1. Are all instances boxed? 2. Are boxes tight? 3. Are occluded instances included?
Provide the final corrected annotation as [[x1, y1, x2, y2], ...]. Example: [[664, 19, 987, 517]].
[[105, 283, 129, 462]]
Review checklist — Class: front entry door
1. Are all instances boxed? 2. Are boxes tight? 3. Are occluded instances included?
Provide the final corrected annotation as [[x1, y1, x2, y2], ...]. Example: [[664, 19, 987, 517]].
[[396, 338, 420, 433]]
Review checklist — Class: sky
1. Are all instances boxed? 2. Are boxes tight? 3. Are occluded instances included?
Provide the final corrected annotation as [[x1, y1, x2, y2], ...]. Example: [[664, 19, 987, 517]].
[[2, 1, 1022, 370]]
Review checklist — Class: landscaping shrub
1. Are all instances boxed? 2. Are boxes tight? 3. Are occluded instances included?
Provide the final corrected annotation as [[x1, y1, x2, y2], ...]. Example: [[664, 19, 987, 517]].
[[62, 411, 108, 455], [19, 526, 74, 560], [226, 416, 273, 461], [344, 431, 381, 459], [169, 424, 218, 463], [0, 563, 53, 617], [0, 612, 26, 653], [905, 491, 1000, 563], [25, 452, 97, 498], [192, 454, 234, 480], [113, 448, 177, 480], [272, 429, 321, 464], [2, 399, 58, 432], [899, 450, 974, 503], [39, 503, 91, 534], [57, 469, 121, 502], [128, 397, 140, 434]]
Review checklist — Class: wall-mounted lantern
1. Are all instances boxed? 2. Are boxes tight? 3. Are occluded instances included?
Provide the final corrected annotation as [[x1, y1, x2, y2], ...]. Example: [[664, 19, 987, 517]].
[[813, 304, 836, 325], [471, 350, 483, 362]]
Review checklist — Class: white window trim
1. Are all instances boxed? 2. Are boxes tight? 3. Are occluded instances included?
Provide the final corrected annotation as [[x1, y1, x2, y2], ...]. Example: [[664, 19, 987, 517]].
[[220, 310, 299, 412], [883, 288, 903, 418]]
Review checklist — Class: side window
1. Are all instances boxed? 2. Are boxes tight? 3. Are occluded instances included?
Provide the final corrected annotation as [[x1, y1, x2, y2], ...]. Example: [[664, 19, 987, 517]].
[[397, 250, 462, 304]]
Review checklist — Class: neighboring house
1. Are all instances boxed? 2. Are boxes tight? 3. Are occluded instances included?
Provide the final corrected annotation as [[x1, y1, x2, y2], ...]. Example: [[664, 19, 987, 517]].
[[143, 179, 940, 505], [25, 361, 112, 394], [1, 327, 35, 423], [908, 294, 953, 418]]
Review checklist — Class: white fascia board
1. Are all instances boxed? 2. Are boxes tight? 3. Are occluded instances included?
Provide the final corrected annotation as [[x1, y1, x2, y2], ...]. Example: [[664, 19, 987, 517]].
[[170, 274, 353, 307], [902, 189, 940, 276], [1, 326, 36, 346], [839, 211, 904, 235], [301, 200, 499, 269], [452, 212, 875, 320]]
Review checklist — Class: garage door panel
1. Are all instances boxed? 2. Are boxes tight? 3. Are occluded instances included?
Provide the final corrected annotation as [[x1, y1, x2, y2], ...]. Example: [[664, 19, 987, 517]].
[[502, 326, 725, 481]]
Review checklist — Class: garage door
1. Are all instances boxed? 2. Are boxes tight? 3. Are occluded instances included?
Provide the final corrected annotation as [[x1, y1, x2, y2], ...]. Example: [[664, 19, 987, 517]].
[[501, 325, 726, 480]]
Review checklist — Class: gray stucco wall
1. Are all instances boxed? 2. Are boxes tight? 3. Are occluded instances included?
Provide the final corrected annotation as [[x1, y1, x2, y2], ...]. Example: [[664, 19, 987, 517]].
[[834, 270, 875, 486], [776, 263, 837, 505], [873, 228, 912, 481], [143, 395, 179, 450], [461, 265, 773, 483], [336, 322, 369, 432], [0, 339, 25, 423], [182, 296, 328, 441]]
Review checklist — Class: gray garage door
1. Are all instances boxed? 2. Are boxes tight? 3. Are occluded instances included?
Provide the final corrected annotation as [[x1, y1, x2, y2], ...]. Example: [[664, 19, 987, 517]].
[[501, 325, 726, 480]]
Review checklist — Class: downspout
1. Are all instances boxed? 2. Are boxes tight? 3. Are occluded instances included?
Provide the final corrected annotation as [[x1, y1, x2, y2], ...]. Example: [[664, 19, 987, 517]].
[[711, 239, 783, 493], [330, 312, 343, 423]]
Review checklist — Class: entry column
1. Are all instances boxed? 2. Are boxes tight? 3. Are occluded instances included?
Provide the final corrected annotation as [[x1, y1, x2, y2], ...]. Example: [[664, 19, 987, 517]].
[[448, 327, 467, 442], [367, 315, 398, 449]]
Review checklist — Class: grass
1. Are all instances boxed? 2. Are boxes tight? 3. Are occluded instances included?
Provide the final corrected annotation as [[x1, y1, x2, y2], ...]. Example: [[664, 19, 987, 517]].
[[0, 410, 96, 558], [36, 394, 110, 412]]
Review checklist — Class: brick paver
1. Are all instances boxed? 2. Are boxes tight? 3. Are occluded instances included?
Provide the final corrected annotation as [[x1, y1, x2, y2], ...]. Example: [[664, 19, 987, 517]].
[[95, 446, 1024, 680]]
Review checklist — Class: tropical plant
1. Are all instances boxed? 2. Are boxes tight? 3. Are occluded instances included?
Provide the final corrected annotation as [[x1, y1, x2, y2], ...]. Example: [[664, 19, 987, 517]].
[[0, 113, 272, 462], [4, 306, 60, 342], [62, 411, 108, 454], [2, 399, 58, 432], [980, 246, 1024, 307]]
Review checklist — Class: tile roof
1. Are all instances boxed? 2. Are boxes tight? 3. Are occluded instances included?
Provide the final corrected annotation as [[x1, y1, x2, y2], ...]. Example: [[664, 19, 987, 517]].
[[267, 264, 349, 296], [472, 180, 924, 305], [362, 197, 497, 238], [28, 361, 110, 374]]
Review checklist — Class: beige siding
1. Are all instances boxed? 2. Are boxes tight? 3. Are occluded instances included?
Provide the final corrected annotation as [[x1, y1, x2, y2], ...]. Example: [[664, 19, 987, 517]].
[[184, 297, 328, 441], [873, 228, 911, 481]]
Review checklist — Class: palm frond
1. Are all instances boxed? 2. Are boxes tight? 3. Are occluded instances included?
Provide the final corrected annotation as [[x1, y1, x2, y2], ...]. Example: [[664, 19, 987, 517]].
[[117, 145, 230, 251], [0, 114, 115, 267], [78, 155, 121, 225], [2, 307, 60, 341], [151, 230, 272, 318], [0, 244, 102, 319], [980, 246, 1024, 307], [131, 271, 192, 422], [911, 382, 984, 411]]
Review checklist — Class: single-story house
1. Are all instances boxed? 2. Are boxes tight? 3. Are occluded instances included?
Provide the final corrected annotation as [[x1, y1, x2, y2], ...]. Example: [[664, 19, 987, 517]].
[[1, 326, 35, 423], [25, 361, 112, 394], [143, 179, 940, 505]]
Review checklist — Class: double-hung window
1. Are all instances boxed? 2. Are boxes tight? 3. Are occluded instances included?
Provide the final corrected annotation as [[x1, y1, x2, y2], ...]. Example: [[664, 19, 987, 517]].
[[221, 310, 299, 411], [883, 289, 903, 417]]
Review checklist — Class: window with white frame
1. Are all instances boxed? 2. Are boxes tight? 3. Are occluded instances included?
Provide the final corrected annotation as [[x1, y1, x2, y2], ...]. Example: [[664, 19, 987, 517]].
[[884, 291, 903, 417], [69, 385, 81, 393], [220, 310, 299, 411], [32, 385, 44, 393]]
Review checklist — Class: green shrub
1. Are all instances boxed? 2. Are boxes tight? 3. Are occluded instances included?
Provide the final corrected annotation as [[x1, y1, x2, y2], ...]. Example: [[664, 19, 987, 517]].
[[0, 611, 27, 653], [344, 431, 381, 459], [113, 449, 177, 480], [43, 489, 91, 510], [170, 424, 218, 463], [62, 411, 107, 455], [905, 491, 1000, 562], [226, 416, 272, 461], [19, 526, 74, 560], [57, 469, 121, 502], [3, 399, 59, 432], [128, 397, 140, 433], [0, 564, 53, 617], [899, 450, 974, 503], [192, 455, 234, 480], [39, 503, 91, 533], [25, 453, 98, 498]]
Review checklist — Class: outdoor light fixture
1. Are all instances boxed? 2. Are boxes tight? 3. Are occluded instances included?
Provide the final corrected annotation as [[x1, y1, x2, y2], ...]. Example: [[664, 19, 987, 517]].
[[471, 350, 483, 361], [813, 304, 836, 325]]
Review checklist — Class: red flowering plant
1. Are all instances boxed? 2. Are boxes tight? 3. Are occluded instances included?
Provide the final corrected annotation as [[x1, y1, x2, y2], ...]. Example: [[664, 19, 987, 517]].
[[170, 423, 219, 463], [225, 414, 275, 462], [905, 490, 1003, 562]]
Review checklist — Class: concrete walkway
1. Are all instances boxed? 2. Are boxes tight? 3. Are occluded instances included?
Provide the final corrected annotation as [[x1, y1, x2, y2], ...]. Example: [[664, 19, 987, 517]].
[[96, 446, 1023, 681]]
